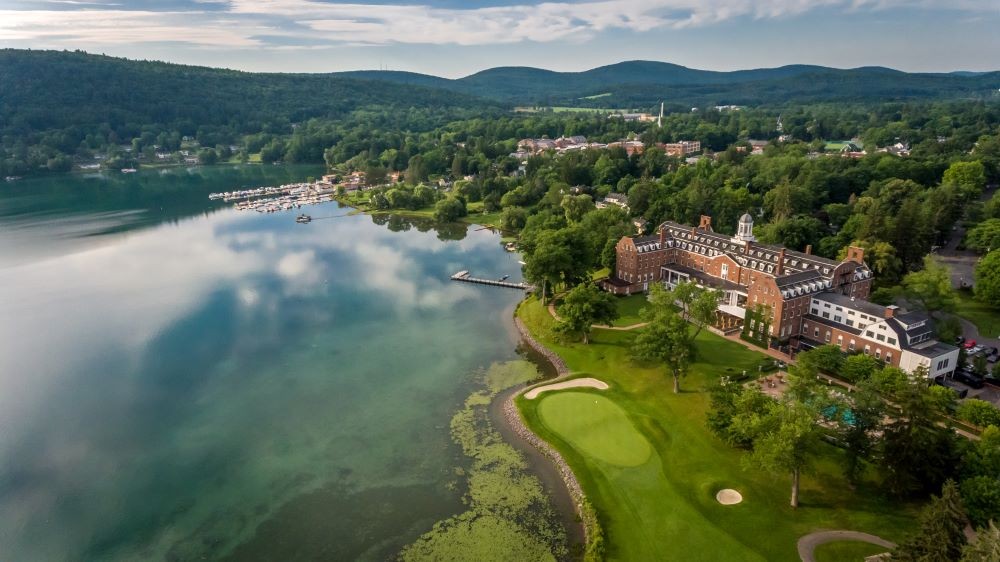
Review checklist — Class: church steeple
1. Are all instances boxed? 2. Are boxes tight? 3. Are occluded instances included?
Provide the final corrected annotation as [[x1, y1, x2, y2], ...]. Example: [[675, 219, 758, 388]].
[[733, 212, 756, 243]]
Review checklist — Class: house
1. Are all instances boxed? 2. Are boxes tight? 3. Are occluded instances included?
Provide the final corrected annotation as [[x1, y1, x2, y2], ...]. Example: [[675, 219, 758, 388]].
[[596, 192, 630, 211], [632, 217, 649, 234], [747, 140, 770, 155]]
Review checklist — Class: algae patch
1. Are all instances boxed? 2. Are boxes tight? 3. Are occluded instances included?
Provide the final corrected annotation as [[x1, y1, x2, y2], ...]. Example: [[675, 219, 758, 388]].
[[399, 361, 568, 561]]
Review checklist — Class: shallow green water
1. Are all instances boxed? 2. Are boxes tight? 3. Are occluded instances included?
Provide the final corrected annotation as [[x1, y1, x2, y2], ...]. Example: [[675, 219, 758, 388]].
[[0, 166, 532, 561]]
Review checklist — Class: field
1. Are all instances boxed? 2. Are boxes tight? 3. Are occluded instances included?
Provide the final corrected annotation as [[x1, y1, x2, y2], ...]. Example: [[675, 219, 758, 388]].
[[609, 294, 648, 327], [955, 290, 1000, 338], [515, 296, 916, 561]]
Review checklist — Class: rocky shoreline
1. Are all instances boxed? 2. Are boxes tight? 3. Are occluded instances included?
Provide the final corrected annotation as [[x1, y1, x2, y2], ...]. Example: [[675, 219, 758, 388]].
[[508, 314, 603, 558]]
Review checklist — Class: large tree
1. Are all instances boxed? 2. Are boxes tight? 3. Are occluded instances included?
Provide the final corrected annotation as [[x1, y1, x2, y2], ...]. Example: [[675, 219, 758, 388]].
[[555, 283, 619, 344], [961, 521, 1000, 562], [894, 480, 969, 562], [740, 400, 822, 508], [974, 250, 1000, 306], [671, 281, 722, 340], [632, 307, 693, 394], [901, 256, 958, 314]]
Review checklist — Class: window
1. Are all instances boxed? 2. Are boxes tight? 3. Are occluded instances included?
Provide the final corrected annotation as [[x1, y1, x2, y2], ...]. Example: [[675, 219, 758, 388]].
[[848, 310, 855, 316], [834, 315, 842, 323], [864, 345, 871, 355], [846, 320, 854, 327], [824, 303, 831, 308], [849, 339, 856, 351], [811, 308, 819, 315], [876, 334, 885, 342], [837, 335, 843, 346], [885, 353, 892, 364], [822, 312, 830, 319], [875, 349, 881, 359], [887, 337, 896, 345], [825, 331, 831, 343], [814, 328, 820, 338], [866, 331, 875, 338]]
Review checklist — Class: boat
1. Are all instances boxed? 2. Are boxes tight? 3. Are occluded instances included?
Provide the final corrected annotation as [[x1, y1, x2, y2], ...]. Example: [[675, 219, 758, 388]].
[[121, 168, 137, 173], [499, 275, 510, 281], [295, 214, 312, 224], [504, 242, 517, 252]]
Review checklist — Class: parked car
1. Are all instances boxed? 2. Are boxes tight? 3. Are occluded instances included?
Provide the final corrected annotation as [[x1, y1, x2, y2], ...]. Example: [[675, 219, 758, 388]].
[[969, 345, 986, 355], [953, 370, 986, 389], [963, 339, 977, 349], [955, 336, 966, 346], [936, 377, 969, 399]]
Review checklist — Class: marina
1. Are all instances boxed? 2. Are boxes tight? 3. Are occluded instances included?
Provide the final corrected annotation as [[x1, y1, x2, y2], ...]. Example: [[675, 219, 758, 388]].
[[209, 181, 337, 213], [451, 270, 533, 291]]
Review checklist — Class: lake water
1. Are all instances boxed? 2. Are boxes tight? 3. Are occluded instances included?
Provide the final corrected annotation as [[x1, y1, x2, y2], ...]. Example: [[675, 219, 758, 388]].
[[0, 166, 531, 561]]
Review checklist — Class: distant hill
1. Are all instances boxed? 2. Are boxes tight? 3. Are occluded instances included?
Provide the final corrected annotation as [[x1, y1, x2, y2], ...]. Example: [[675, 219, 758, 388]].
[[332, 60, 1000, 108], [0, 49, 493, 137]]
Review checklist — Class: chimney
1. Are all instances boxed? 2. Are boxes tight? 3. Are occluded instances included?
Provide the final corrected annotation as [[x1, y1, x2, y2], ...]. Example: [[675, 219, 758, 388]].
[[744, 240, 752, 254], [804, 244, 812, 255], [690, 225, 697, 236], [847, 246, 865, 263], [776, 248, 786, 276], [884, 305, 898, 319], [659, 226, 666, 245], [699, 215, 713, 231]]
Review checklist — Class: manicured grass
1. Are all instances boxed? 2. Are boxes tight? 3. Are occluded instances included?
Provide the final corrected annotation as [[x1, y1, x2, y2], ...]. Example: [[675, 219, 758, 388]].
[[538, 392, 652, 467], [515, 296, 917, 562], [955, 290, 1000, 338], [610, 294, 648, 327], [813, 540, 890, 562]]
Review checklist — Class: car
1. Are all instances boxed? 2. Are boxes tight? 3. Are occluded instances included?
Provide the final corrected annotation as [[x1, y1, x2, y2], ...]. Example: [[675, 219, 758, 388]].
[[953, 370, 986, 389], [970, 345, 986, 355], [963, 339, 977, 349], [955, 336, 966, 346], [936, 377, 969, 399]]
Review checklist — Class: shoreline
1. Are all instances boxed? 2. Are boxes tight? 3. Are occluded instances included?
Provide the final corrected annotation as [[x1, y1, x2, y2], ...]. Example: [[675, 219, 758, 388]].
[[489, 306, 603, 559]]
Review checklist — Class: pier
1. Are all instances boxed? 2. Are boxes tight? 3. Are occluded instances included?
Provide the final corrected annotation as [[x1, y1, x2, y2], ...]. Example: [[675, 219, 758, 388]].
[[208, 181, 336, 213], [451, 270, 533, 291]]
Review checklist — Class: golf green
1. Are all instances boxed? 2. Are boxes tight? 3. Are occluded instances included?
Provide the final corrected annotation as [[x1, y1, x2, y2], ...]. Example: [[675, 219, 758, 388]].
[[537, 392, 652, 467]]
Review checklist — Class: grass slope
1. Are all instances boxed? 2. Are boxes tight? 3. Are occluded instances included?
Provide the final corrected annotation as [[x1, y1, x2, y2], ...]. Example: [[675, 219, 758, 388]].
[[956, 290, 1000, 338], [515, 296, 916, 561]]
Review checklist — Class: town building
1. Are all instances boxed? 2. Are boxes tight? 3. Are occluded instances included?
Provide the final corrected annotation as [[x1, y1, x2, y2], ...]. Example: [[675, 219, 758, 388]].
[[601, 213, 958, 376], [662, 140, 701, 157], [596, 192, 629, 211]]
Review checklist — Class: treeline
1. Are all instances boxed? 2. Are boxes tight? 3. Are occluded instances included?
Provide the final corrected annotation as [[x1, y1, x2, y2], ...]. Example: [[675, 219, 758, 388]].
[[0, 49, 498, 177]]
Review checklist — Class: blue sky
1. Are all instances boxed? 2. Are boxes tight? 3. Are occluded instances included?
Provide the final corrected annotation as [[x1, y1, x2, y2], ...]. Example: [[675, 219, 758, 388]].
[[1, 0, 997, 77]]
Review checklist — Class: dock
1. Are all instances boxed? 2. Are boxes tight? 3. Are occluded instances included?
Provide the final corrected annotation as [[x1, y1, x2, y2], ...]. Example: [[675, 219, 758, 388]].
[[451, 270, 533, 291]]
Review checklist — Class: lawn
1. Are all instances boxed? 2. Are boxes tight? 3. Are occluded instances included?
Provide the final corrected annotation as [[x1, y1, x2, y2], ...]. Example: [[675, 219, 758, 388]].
[[955, 290, 1000, 338], [515, 296, 917, 561], [610, 294, 648, 327], [813, 540, 891, 561]]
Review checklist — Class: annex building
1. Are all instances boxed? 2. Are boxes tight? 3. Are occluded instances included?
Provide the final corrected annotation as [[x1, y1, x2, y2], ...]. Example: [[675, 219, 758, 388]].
[[602, 213, 958, 377]]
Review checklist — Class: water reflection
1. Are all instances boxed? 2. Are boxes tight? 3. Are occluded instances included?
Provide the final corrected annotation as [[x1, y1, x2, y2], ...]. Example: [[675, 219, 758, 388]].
[[0, 170, 525, 561]]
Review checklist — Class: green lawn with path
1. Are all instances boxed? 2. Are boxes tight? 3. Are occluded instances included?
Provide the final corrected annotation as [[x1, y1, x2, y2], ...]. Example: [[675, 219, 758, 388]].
[[955, 290, 1000, 338], [515, 296, 917, 561], [609, 294, 648, 327], [813, 540, 890, 561]]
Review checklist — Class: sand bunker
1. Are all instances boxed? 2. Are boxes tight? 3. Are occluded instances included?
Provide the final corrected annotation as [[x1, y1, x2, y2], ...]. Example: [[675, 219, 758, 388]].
[[525, 377, 609, 399], [716, 489, 743, 505]]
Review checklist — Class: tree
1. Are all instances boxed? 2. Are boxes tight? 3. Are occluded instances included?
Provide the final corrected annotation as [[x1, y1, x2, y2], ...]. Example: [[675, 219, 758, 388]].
[[966, 219, 1000, 254], [555, 283, 619, 344], [741, 401, 821, 508], [671, 281, 721, 340], [433, 197, 467, 222], [901, 256, 957, 314], [960, 521, 1000, 562], [957, 399, 1000, 429], [523, 227, 593, 303], [893, 480, 969, 562], [561, 194, 595, 223], [836, 380, 885, 485], [960, 476, 1000, 529], [943, 160, 986, 199], [840, 353, 884, 383], [500, 206, 528, 231], [632, 306, 693, 393], [974, 250, 1000, 305]]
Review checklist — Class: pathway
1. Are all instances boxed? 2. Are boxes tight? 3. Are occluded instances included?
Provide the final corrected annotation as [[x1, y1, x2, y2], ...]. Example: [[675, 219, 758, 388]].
[[546, 300, 649, 331], [797, 530, 895, 562]]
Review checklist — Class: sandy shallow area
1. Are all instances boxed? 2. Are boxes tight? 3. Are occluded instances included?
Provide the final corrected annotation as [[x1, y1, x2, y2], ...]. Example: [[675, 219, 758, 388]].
[[716, 489, 743, 505], [525, 378, 609, 399]]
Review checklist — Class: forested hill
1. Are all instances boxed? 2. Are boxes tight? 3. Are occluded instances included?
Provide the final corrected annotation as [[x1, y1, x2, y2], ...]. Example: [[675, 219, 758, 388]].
[[338, 60, 1000, 107], [0, 49, 493, 137]]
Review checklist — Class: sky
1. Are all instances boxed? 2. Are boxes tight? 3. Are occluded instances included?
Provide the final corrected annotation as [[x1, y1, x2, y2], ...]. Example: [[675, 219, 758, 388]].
[[1, 0, 998, 77]]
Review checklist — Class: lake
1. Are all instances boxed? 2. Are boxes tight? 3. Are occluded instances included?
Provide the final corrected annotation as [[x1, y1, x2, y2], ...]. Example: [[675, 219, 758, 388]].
[[0, 166, 535, 561]]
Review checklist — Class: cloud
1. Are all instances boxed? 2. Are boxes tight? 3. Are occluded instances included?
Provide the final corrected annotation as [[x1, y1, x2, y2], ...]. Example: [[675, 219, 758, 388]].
[[1, 0, 995, 50]]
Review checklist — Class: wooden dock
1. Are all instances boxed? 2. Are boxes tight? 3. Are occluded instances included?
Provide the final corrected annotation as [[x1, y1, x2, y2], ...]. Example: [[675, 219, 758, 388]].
[[451, 270, 533, 291]]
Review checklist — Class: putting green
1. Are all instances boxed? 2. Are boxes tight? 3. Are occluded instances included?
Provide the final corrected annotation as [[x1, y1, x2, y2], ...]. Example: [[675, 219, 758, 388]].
[[538, 392, 652, 467]]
